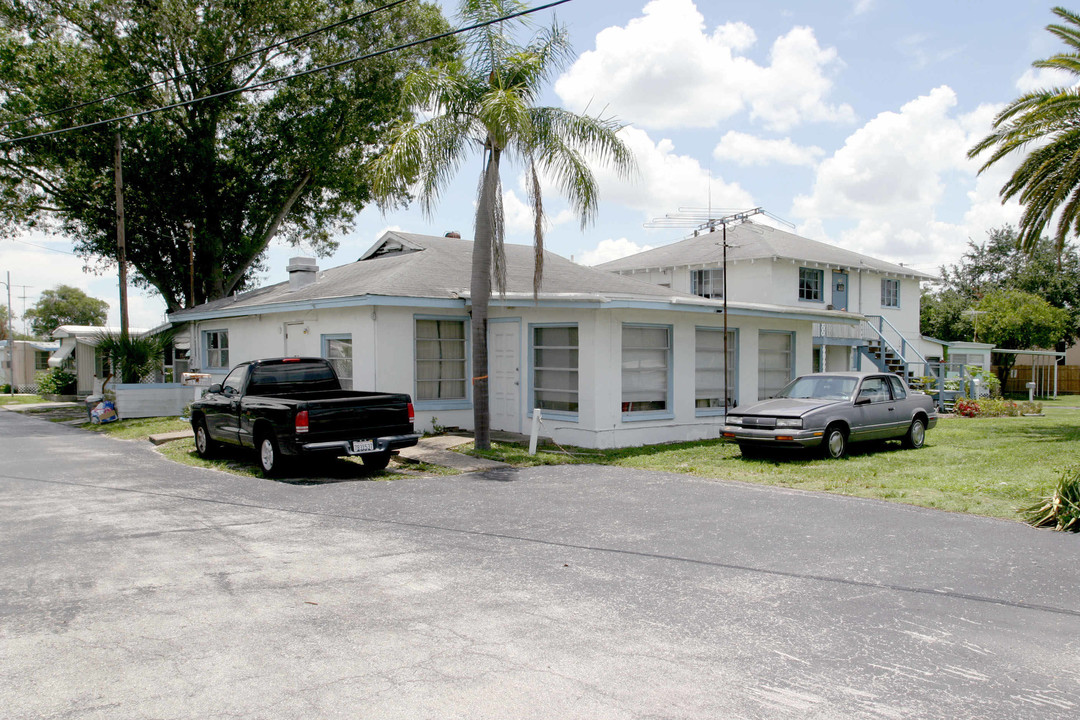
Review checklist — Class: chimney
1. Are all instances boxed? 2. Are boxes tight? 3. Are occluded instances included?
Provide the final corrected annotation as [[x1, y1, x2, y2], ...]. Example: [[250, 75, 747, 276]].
[[444, 231, 461, 238], [287, 256, 319, 290]]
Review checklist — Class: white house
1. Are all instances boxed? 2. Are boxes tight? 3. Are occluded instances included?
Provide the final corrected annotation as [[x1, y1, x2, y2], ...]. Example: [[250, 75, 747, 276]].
[[0, 339, 59, 391], [598, 221, 943, 376], [49, 325, 149, 395], [166, 231, 862, 449]]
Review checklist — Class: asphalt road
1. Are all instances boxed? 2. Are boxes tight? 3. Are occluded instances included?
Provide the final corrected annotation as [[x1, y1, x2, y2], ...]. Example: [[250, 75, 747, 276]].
[[2, 409, 1079, 719]]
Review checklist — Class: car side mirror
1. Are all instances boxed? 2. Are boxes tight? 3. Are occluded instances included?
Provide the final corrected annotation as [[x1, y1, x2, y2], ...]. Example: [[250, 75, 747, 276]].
[[208, 383, 222, 394], [854, 396, 871, 406]]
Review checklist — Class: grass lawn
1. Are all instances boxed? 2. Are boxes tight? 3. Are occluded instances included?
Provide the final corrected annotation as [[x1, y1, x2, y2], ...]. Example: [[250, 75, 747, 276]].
[[0, 394, 48, 405], [467, 408, 1080, 522]]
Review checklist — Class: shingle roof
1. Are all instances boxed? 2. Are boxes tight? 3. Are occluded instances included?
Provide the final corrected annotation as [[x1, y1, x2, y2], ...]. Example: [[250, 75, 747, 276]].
[[169, 232, 690, 321], [596, 221, 937, 280]]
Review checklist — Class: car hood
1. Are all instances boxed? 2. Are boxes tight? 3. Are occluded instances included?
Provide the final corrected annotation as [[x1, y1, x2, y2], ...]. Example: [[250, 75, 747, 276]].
[[735, 397, 843, 417]]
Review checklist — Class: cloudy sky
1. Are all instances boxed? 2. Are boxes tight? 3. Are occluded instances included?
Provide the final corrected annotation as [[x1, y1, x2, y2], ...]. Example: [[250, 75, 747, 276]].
[[0, 0, 1067, 332]]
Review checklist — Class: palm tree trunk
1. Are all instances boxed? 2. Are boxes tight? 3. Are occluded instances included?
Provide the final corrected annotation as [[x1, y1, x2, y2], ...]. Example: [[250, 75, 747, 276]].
[[471, 147, 501, 450]]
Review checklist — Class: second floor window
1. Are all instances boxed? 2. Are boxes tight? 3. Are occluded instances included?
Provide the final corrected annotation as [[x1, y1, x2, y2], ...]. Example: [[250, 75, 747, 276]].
[[881, 278, 900, 308], [799, 268, 823, 301], [690, 268, 723, 299]]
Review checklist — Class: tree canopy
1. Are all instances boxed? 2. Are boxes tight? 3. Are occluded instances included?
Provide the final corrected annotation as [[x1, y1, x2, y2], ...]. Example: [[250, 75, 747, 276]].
[[968, 6, 1080, 257], [974, 288, 1070, 382], [369, 0, 634, 449], [0, 0, 452, 311], [921, 226, 1080, 344], [24, 284, 108, 336]]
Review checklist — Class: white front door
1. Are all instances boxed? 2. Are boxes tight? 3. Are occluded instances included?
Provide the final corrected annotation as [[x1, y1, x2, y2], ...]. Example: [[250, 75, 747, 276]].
[[284, 322, 304, 356], [489, 320, 521, 433]]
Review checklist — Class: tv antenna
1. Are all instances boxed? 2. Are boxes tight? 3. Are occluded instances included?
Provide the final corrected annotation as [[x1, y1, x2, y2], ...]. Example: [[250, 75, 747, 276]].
[[643, 207, 794, 413]]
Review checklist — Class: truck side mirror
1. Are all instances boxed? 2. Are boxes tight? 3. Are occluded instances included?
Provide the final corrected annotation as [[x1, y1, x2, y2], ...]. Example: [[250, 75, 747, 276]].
[[208, 383, 222, 394]]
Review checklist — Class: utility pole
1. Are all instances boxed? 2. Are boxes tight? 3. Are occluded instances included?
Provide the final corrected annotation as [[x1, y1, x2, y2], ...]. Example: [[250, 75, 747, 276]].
[[184, 220, 195, 308], [114, 131, 129, 338], [5, 271, 13, 396]]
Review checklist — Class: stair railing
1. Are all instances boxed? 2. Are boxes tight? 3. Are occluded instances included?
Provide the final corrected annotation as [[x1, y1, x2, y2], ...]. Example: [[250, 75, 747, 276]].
[[861, 315, 930, 378]]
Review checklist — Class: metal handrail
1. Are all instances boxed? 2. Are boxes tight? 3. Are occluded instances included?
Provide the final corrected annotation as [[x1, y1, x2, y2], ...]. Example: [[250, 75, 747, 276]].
[[863, 314, 930, 368]]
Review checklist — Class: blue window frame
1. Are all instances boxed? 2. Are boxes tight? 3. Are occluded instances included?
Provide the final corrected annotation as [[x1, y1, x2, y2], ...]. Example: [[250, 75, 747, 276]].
[[530, 324, 579, 419], [203, 329, 229, 370], [799, 267, 824, 302], [414, 315, 470, 410], [321, 334, 353, 390], [621, 323, 674, 421], [695, 327, 737, 416], [881, 278, 900, 308]]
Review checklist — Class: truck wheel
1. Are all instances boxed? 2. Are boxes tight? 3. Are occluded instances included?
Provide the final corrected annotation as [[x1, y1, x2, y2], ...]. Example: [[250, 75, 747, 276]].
[[194, 418, 217, 459], [822, 424, 847, 459], [362, 451, 391, 471], [257, 433, 284, 477], [902, 417, 926, 449]]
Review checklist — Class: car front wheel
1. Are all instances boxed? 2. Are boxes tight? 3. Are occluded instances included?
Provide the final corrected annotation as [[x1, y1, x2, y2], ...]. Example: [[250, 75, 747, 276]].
[[822, 424, 847, 459], [902, 418, 926, 449], [194, 419, 217, 459]]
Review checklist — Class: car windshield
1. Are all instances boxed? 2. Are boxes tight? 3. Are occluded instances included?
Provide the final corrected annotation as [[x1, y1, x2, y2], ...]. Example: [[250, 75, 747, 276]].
[[777, 376, 858, 401]]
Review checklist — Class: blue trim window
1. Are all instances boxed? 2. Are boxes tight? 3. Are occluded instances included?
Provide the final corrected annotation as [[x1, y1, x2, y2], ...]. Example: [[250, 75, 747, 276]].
[[758, 331, 793, 400], [881, 278, 900, 308], [622, 324, 672, 417], [799, 267, 823, 301], [696, 328, 736, 413], [690, 268, 723, 299], [415, 317, 467, 403], [204, 329, 229, 370], [532, 324, 579, 416], [322, 334, 353, 390]]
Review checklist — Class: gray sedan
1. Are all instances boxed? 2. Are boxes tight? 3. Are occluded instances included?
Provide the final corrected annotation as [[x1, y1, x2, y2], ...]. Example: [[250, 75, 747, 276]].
[[722, 372, 938, 459]]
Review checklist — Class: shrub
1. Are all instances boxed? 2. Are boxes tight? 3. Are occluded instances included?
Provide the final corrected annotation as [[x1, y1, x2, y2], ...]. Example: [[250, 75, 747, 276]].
[[965, 365, 1001, 397], [95, 330, 171, 384], [975, 397, 1019, 417], [953, 397, 979, 417], [37, 367, 76, 395], [1024, 466, 1080, 532]]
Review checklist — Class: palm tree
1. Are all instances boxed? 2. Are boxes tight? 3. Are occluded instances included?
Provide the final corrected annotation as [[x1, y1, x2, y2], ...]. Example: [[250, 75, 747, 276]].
[[969, 6, 1080, 258], [371, 0, 635, 449]]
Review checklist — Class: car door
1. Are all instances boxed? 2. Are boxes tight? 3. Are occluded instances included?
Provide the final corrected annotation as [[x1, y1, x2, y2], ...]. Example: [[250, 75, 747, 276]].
[[205, 365, 247, 444], [886, 375, 913, 437], [851, 376, 895, 441]]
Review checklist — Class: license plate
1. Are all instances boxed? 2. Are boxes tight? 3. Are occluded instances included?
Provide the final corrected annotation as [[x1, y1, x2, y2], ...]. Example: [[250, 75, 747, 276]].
[[352, 440, 375, 453]]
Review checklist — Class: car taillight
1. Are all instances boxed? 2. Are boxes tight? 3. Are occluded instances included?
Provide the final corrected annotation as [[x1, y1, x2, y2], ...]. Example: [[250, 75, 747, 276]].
[[407, 402, 415, 423], [295, 410, 309, 434]]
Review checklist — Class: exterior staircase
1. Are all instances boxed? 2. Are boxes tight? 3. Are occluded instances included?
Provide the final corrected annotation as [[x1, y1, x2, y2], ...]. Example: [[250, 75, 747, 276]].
[[864, 339, 909, 377]]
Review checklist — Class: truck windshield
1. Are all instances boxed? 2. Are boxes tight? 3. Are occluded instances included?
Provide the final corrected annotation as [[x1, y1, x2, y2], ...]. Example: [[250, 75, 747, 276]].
[[247, 363, 340, 395], [778, 376, 857, 401]]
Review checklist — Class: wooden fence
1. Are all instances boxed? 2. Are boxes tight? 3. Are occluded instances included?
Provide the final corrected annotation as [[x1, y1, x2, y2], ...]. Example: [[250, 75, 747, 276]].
[[993, 365, 1080, 395]]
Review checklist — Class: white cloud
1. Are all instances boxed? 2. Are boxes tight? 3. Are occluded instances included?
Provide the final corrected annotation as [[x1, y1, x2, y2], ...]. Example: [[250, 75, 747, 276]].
[[713, 131, 824, 167], [1016, 66, 1076, 93], [554, 0, 854, 132], [577, 238, 655, 266], [592, 126, 756, 218], [852, 0, 875, 16], [791, 86, 1023, 270], [502, 190, 576, 240]]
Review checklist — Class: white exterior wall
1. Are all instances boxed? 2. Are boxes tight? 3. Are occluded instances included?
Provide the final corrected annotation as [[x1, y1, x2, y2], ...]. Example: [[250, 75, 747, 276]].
[[181, 301, 817, 450]]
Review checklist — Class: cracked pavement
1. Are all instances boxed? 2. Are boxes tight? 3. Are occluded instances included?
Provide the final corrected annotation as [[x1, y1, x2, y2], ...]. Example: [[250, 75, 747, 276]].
[[1, 409, 1078, 718]]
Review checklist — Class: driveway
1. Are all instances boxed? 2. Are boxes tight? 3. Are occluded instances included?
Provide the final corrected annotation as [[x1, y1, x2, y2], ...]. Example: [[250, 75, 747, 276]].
[[2, 409, 1078, 718]]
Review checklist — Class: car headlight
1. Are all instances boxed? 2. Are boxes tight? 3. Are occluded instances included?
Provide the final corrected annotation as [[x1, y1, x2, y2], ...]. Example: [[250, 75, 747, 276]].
[[725, 415, 743, 426], [775, 418, 803, 429]]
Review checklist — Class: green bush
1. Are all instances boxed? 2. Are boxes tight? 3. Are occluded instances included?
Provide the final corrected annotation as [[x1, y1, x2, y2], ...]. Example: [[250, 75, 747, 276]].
[[1024, 466, 1080, 532], [36, 367, 76, 395], [966, 365, 1001, 397]]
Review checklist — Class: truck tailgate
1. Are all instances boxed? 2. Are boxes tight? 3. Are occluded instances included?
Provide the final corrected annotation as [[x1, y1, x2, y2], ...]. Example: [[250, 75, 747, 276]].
[[302, 394, 413, 441]]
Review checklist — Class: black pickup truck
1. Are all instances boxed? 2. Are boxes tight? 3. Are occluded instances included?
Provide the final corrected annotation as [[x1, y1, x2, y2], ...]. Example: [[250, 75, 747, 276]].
[[189, 357, 419, 476]]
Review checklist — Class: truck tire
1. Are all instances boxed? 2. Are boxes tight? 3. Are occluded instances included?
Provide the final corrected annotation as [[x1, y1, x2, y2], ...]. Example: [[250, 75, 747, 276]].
[[256, 432, 284, 477], [194, 418, 217, 459], [362, 451, 392, 471]]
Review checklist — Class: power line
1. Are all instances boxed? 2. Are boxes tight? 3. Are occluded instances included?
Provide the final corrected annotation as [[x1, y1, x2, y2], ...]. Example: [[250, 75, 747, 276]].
[[0, 0, 414, 133], [6, 237, 78, 255], [0, 0, 574, 147]]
